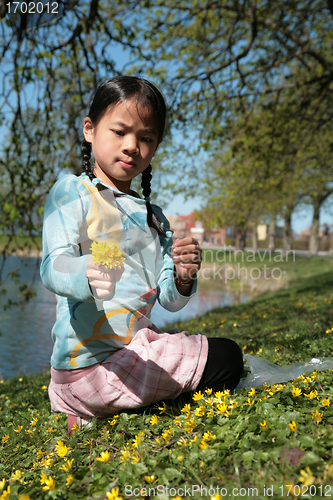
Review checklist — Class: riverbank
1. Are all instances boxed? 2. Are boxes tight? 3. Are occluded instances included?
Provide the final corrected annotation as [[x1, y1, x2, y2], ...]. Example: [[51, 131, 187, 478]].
[[198, 250, 333, 298], [1, 266, 333, 498]]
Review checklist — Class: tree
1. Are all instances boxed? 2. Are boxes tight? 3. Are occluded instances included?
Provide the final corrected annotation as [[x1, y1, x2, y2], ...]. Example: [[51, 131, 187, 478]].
[[0, 0, 157, 307], [136, 0, 333, 139], [197, 96, 333, 253]]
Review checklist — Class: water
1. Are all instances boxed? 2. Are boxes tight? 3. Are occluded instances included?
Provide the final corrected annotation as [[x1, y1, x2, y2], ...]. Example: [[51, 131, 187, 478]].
[[0, 257, 249, 380]]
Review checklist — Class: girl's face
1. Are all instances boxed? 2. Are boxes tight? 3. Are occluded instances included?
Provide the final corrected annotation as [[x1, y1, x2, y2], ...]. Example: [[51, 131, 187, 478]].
[[83, 98, 158, 193]]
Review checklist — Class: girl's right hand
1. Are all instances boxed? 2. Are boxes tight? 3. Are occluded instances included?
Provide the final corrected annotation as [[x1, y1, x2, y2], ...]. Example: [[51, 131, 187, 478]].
[[86, 257, 124, 300]]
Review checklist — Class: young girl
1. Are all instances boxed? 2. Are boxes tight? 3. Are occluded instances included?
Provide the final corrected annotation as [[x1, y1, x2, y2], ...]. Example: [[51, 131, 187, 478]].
[[41, 76, 243, 431]]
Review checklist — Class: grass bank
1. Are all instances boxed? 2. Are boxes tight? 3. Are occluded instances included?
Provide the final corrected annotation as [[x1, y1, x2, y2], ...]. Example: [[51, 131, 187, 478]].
[[199, 250, 333, 297], [1, 267, 333, 499]]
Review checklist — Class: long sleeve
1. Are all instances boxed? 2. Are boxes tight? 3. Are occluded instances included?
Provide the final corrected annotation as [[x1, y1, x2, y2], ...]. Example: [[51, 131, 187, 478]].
[[40, 175, 94, 302]]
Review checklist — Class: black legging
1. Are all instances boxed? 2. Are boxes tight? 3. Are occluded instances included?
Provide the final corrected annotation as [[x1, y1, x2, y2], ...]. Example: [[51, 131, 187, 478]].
[[196, 338, 244, 392]]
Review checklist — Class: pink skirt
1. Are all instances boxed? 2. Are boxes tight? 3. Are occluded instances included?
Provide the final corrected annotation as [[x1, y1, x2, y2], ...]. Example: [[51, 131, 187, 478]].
[[48, 328, 208, 418]]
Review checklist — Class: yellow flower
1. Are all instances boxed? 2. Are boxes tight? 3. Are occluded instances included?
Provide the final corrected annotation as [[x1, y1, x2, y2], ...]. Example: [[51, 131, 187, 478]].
[[194, 405, 205, 417], [132, 435, 141, 448], [291, 386, 302, 397], [40, 472, 56, 491], [322, 398, 330, 407], [311, 409, 323, 424], [161, 427, 173, 443], [131, 452, 140, 464], [202, 431, 216, 441], [150, 415, 158, 425], [245, 398, 254, 406], [177, 436, 187, 447], [207, 408, 215, 417], [106, 488, 123, 500], [0, 481, 6, 492], [120, 448, 131, 463], [190, 435, 198, 445], [304, 390, 318, 400], [55, 443, 70, 457], [257, 348, 263, 354], [289, 421, 297, 432], [211, 495, 222, 500], [11, 470, 22, 481], [91, 241, 125, 269], [144, 475, 156, 483], [41, 385, 48, 390], [299, 466, 316, 486], [100, 427, 110, 439], [181, 403, 191, 413], [205, 388, 213, 395], [228, 400, 238, 410], [66, 474, 74, 486], [71, 423, 79, 431], [192, 391, 204, 401], [30, 417, 38, 426], [14, 426, 23, 433], [1, 435, 9, 443], [18, 495, 30, 500], [0, 486, 10, 500], [59, 459, 74, 471], [108, 415, 119, 425], [97, 450, 111, 462], [177, 455, 185, 461], [158, 402, 167, 413], [248, 387, 255, 396], [259, 421, 267, 430], [40, 455, 53, 468], [199, 440, 209, 449], [173, 417, 182, 427], [216, 402, 228, 414], [184, 418, 197, 433], [46, 427, 53, 433]]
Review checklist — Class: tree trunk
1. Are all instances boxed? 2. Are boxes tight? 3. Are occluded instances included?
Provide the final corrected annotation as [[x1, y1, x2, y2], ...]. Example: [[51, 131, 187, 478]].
[[252, 225, 258, 253], [268, 215, 276, 251], [308, 200, 321, 256], [235, 225, 247, 251], [283, 207, 293, 252]]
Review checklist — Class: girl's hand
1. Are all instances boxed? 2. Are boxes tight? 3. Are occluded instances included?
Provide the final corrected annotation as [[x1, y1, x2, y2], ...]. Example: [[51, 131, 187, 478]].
[[86, 257, 124, 300], [171, 237, 202, 282]]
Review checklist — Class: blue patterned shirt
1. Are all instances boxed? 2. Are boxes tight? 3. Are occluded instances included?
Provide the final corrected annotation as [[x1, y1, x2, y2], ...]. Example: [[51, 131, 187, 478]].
[[40, 173, 196, 369]]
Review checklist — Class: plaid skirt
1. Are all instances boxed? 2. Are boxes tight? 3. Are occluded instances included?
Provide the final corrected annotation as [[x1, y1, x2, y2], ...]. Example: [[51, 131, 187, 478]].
[[48, 328, 208, 418]]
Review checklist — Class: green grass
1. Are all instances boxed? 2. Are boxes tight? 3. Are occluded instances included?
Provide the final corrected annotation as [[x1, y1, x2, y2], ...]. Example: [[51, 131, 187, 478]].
[[1, 269, 333, 499], [200, 251, 333, 294]]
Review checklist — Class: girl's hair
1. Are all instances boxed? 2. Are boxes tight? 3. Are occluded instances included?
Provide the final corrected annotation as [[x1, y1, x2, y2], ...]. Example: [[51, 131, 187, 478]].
[[82, 75, 167, 237]]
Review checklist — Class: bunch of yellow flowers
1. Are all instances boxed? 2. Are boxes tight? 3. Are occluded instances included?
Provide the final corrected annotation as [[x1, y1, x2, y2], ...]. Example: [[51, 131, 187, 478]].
[[91, 241, 125, 270]]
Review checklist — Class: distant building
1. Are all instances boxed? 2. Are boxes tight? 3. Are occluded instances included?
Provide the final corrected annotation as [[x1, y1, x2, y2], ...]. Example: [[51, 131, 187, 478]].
[[165, 212, 226, 246]]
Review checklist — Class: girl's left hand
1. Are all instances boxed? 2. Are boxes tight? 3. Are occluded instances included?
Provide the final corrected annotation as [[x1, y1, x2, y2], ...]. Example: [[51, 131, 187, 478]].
[[171, 237, 202, 281]]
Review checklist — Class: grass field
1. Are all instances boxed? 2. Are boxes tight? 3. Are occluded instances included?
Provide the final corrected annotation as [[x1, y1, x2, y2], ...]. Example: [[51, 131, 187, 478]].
[[1, 257, 333, 499]]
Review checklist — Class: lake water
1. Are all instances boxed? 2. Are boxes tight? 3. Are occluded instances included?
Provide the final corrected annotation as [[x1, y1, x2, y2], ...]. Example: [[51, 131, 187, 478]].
[[0, 256, 249, 380]]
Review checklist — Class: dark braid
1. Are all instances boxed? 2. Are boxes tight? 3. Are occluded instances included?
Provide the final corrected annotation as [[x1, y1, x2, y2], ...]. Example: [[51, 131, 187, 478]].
[[82, 139, 96, 181], [141, 165, 166, 237]]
